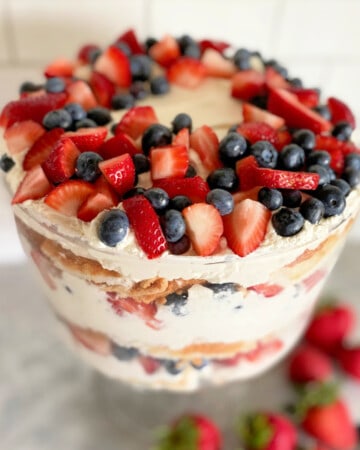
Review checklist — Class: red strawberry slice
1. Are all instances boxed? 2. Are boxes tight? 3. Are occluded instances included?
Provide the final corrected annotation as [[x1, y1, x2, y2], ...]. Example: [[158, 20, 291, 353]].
[[42, 137, 80, 183], [23, 128, 65, 170], [64, 126, 108, 152], [199, 39, 230, 55], [139, 356, 162, 374], [289, 87, 320, 108], [337, 345, 360, 380], [66, 80, 97, 110], [167, 57, 207, 89], [149, 34, 180, 67], [20, 88, 46, 99], [201, 48, 236, 78], [255, 167, 320, 190], [242, 103, 285, 130], [116, 28, 144, 55], [89, 71, 116, 108], [183, 203, 223, 256], [223, 199, 270, 257], [268, 88, 331, 134], [68, 323, 111, 356], [190, 125, 220, 171], [12, 165, 52, 204], [44, 57, 75, 78], [44, 179, 95, 216], [94, 175, 119, 204], [315, 135, 349, 173], [98, 132, 139, 159], [237, 121, 279, 147], [4, 120, 45, 155], [0, 92, 67, 128], [77, 43, 100, 64], [327, 96, 356, 128], [122, 195, 168, 259], [114, 106, 158, 140], [265, 66, 291, 90], [153, 176, 210, 203], [150, 144, 189, 180], [173, 127, 190, 150], [235, 155, 259, 191], [77, 192, 117, 222], [231, 69, 265, 101], [233, 186, 261, 203], [94, 45, 131, 88], [288, 344, 333, 384], [99, 153, 135, 196], [276, 129, 292, 150], [249, 283, 284, 297]]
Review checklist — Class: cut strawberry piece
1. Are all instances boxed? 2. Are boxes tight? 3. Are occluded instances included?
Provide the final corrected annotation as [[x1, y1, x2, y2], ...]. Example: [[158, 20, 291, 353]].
[[150, 144, 189, 180], [20, 88, 46, 99], [173, 128, 190, 150], [149, 34, 180, 67], [242, 103, 285, 130], [232, 186, 261, 203], [66, 80, 97, 110], [199, 39, 230, 55], [68, 323, 110, 356], [276, 129, 292, 150], [315, 135, 352, 173], [23, 128, 65, 170], [12, 165, 52, 204], [116, 28, 144, 55], [4, 120, 45, 155], [249, 283, 284, 297], [77, 192, 117, 222], [94, 45, 131, 88], [99, 153, 135, 195], [236, 156, 259, 191], [327, 96, 356, 129], [64, 126, 108, 152], [255, 167, 320, 190], [183, 203, 223, 256], [190, 125, 220, 171], [268, 88, 331, 134], [42, 137, 80, 183], [122, 195, 168, 259], [223, 199, 270, 257], [153, 176, 210, 203], [114, 106, 158, 139], [44, 57, 75, 78], [139, 356, 162, 374], [167, 57, 206, 89], [98, 132, 139, 159], [89, 71, 116, 108], [201, 48, 236, 78], [231, 70, 265, 101], [44, 179, 95, 216], [237, 121, 279, 147], [77, 43, 100, 64], [265, 67, 291, 90], [94, 175, 119, 204], [289, 87, 320, 108]]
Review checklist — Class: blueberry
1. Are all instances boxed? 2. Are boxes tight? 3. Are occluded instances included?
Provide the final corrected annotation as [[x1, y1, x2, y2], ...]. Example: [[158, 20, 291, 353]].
[[307, 164, 331, 186], [144, 187, 169, 212], [65, 102, 87, 122], [207, 168, 238, 191], [206, 189, 234, 216], [43, 108, 72, 130], [88, 48, 102, 64], [330, 179, 351, 197], [313, 105, 331, 121], [161, 209, 186, 242], [150, 76, 170, 95], [191, 359, 209, 370], [132, 154, 150, 174], [300, 198, 325, 224], [142, 124, 172, 155], [250, 95, 268, 110], [345, 153, 360, 171], [75, 118, 98, 129], [45, 77, 65, 93], [281, 189, 302, 208], [178, 35, 200, 59], [122, 187, 146, 199], [203, 282, 238, 298], [342, 167, 360, 187], [163, 359, 185, 375], [185, 165, 197, 178], [250, 140, 278, 169], [313, 185, 346, 217], [165, 291, 189, 316], [75, 151, 103, 182], [111, 342, 138, 361], [306, 150, 331, 167], [265, 59, 288, 78], [332, 121, 353, 142], [258, 187, 283, 210], [130, 81, 148, 100], [114, 41, 132, 57], [323, 166, 336, 181], [288, 77, 303, 88], [87, 106, 112, 126], [98, 209, 129, 246], [19, 80, 43, 94], [219, 132, 248, 167], [145, 37, 157, 52], [233, 48, 251, 70], [169, 195, 192, 211], [111, 93, 135, 110], [292, 129, 315, 153], [129, 55, 151, 82], [171, 113, 192, 134], [272, 208, 305, 237], [167, 235, 191, 255], [228, 123, 240, 133], [279, 144, 305, 171], [0, 154, 15, 172]]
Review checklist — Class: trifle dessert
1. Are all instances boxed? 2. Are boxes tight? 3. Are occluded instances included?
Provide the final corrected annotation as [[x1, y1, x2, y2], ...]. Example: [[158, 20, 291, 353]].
[[1, 30, 360, 391]]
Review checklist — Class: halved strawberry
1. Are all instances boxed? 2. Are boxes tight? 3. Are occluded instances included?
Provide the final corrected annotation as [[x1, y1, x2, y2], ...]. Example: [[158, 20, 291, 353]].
[[23, 128, 65, 170], [249, 283, 284, 297], [94, 45, 131, 87], [199, 39, 230, 55], [66, 80, 97, 110], [182, 203, 223, 256], [232, 186, 261, 203], [173, 127, 190, 150], [149, 34, 180, 67], [20, 88, 46, 99], [153, 176, 210, 203], [327, 97, 356, 129], [89, 71, 116, 107], [44, 57, 75, 78], [116, 28, 144, 55], [167, 57, 207, 88], [114, 106, 158, 139], [201, 48, 236, 78], [315, 135, 350, 173], [77, 43, 100, 64], [265, 67, 291, 90], [276, 129, 292, 150], [236, 156, 259, 191], [242, 103, 285, 130], [42, 137, 80, 183], [190, 125, 220, 171], [268, 88, 331, 133], [94, 175, 119, 204], [139, 355, 162, 374], [12, 165, 52, 204], [99, 153, 135, 195], [122, 195, 168, 259], [4, 120, 45, 155], [98, 132, 139, 159], [237, 121, 279, 147], [150, 144, 189, 180], [255, 167, 320, 190], [77, 191, 117, 222], [68, 323, 111, 356], [289, 87, 320, 108], [223, 199, 270, 257], [231, 70, 265, 101], [64, 126, 108, 152]]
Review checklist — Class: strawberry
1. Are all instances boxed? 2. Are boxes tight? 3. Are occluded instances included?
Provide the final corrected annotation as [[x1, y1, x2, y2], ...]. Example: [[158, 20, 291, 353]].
[[153, 176, 210, 203], [256, 167, 320, 190], [30, 249, 57, 290], [288, 88, 320, 108], [94, 175, 119, 204], [4, 120, 45, 155], [268, 88, 331, 134], [237, 122, 279, 147], [216, 352, 243, 367], [190, 125, 220, 171], [231, 69, 265, 101], [149, 34, 181, 67], [249, 283, 284, 297], [98, 132, 139, 159], [115, 106, 158, 139], [12, 165, 52, 204], [68, 323, 111, 356], [150, 144, 189, 180], [89, 71, 116, 107], [156, 414, 222, 450], [336, 345, 360, 380], [64, 126, 108, 152], [182, 203, 223, 256], [288, 344, 333, 384], [173, 127, 190, 150], [44, 179, 95, 216], [122, 195, 168, 259], [77, 191, 117, 222], [23, 128, 65, 170], [327, 97, 356, 129], [236, 155, 259, 191], [99, 153, 135, 195], [66, 80, 97, 110], [233, 186, 261, 203], [77, 43, 100, 64], [42, 137, 80, 183], [223, 199, 270, 257], [94, 45, 131, 87], [116, 28, 144, 55], [276, 130, 292, 150], [315, 134, 358, 169], [201, 48, 236, 78], [139, 355, 162, 374], [167, 57, 207, 88], [199, 39, 230, 55], [242, 103, 285, 130], [44, 57, 75, 78], [265, 66, 291, 90]]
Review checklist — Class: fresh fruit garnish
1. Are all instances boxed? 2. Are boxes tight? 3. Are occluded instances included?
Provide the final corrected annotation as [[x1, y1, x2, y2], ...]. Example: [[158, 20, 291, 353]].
[[149, 34, 181, 67], [98, 132, 139, 160], [94, 45, 131, 87], [153, 176, 210, 203], [89, 71, 116, 108], [201, 48, 236, 78], [242, 103, 285, 130], [265, 66, 291, 90], [98, 153, 135, 196], [116, 28, 144, 55], [237, 121, 279, 147], [114, 106, 158, 139], [235, 155, 259, 191], [287, 344, 333, 384], [66, 80, 97, 110], [139, 355, 162, 374], [199, 38, 230, 54], [64, 126, 108, 152], [288, 87, 320, 108], [249, 283, 284, 297], [77, 43, 100, 64], [44, 57, 75, 78], [12, 165, 52, 204], [23, 128, 65, 170], [4, 120, 45, 155], [167, 57, 207, 88], [150, 144, 189, 180], [173, 127, 190, 150], [68, 323, 111, 356], [77, 191, 117, 222], [42, 137, 80, 183], [276, 129, 292, 150], [190, 125, 221, 171], [316, 133, 358, 163], [327, 96, 356, 129], [336, 345, 360, 381], [231, 69, 265, 101], [255, 167, 320, 190]]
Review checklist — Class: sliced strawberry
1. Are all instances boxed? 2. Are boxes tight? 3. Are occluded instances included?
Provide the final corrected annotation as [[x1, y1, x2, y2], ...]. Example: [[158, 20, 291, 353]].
[[68, 323, 110, 356], [265, 67, 291, 90], [149, 34, 180, 67], [12, 165, 52, 204], [231, 70, 265, 101], [249, 283, 284, 297], [77, 192, 117, 222], [89, 71, 116, 108], [236, 156, 259, 191], [30, 249, 57, 290], [173, 128, 190, 150], [20, 88, 46, 99], [42, 137, 80, 183], [167, 57, 206, 89], [289, 87, 320, 108], [66, 80, 97, 110], [122, 195, 168, 259], [94, 45, 131, 88], [44, 179, 95, 216], [315, 135, 349, 173], [23, 128, 65, 170], [190, 125, 220, 171], [114, 106, 158, 139], [276, 129, 292, 150], [256, 167, 320, 190], [153, 176, 210, 203], [242, 103, 285, 130], [150, 144, 189, 180], [201, 48, 236, 78], [116, 28, 144, 55], [139, 355, 162, 374], [64, 126, 108, 152], [268, 88, 331, 134], [4, 120, 45, 155], [199, 39, 230, 55], [223, 199, 270, 257], [77, 43, 100, 64], [99, 153, 135, 195], [44, 57, 75, 78], [232, 186, 261, 203], [327, 97, 356, 128], [98, 132, 139, 159], [183, 203, 223, 256], [94, 175, 119, 204], [237, 121, 279, 147]]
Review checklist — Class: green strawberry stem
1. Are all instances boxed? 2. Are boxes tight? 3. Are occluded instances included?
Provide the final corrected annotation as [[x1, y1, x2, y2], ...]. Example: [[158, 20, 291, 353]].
[[236, 413, 274, 449], [154, 416, 198, 450]]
